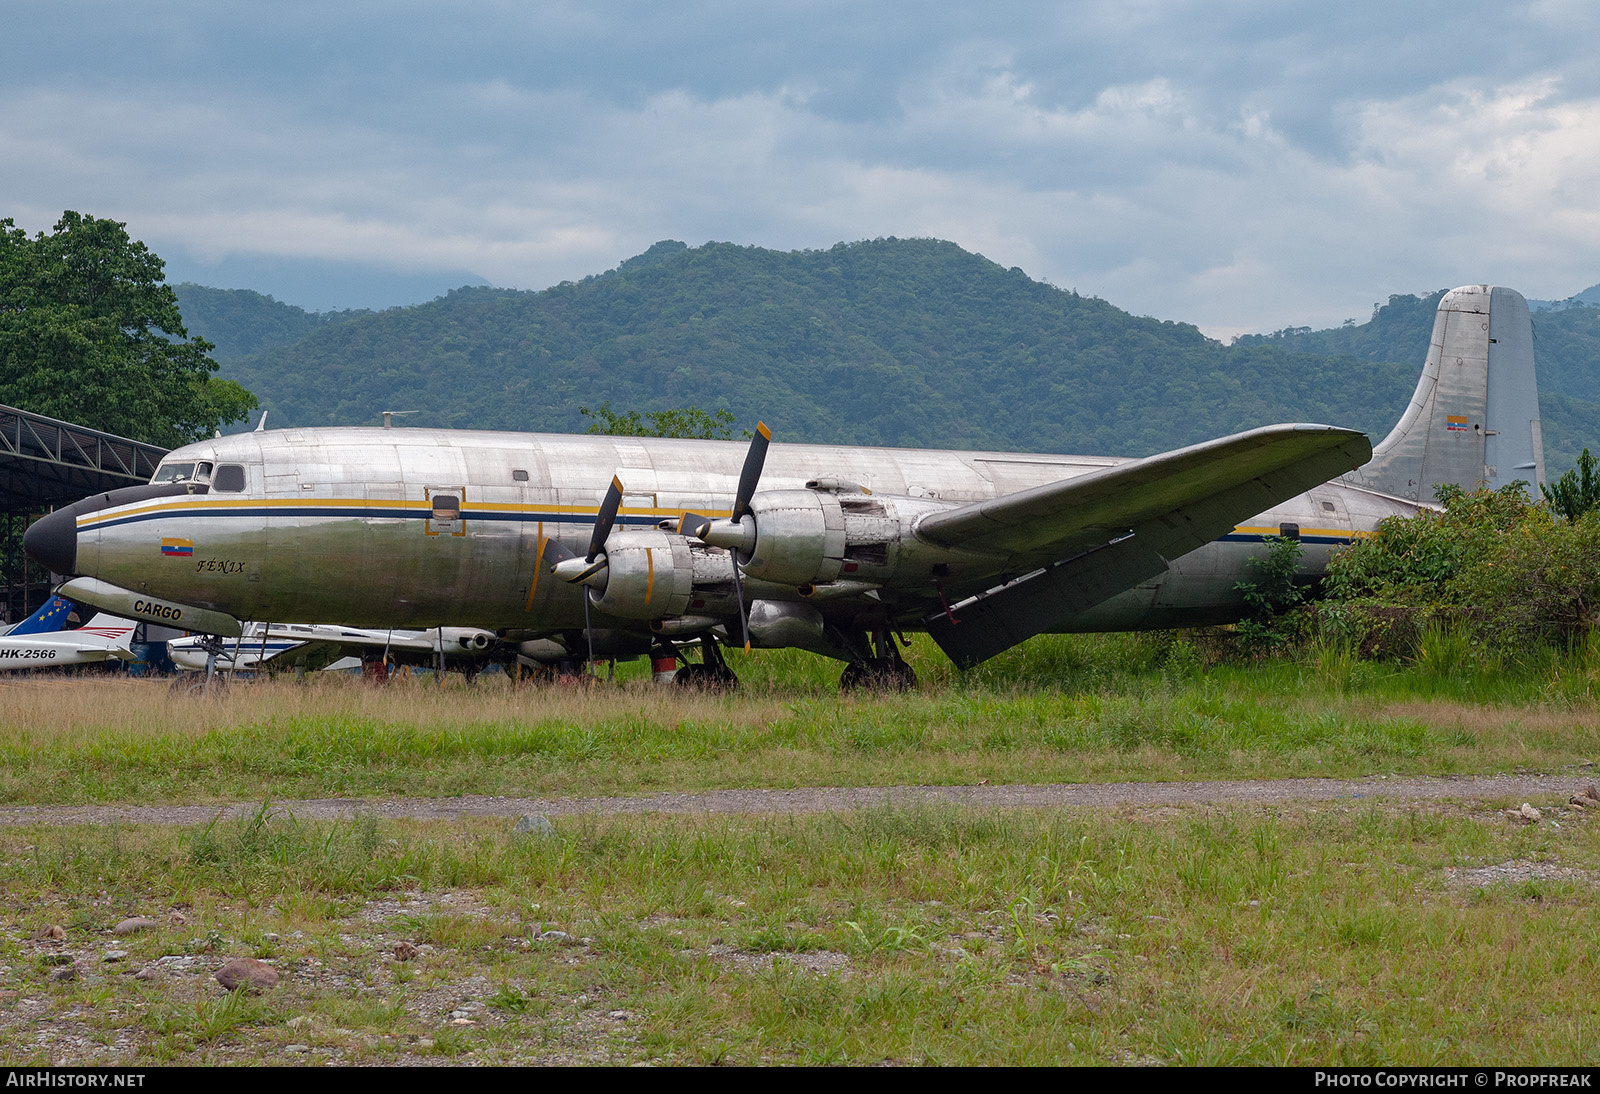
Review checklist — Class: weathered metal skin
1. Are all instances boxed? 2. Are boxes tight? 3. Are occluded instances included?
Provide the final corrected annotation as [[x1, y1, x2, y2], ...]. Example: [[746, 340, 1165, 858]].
[[586, 529, 695, 619], [52, 427, 1415, 636], [34, 282, 1542, 660]]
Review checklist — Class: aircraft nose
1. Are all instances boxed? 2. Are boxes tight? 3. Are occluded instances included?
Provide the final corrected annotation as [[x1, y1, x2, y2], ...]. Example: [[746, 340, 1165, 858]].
[[24, 508, 78, 576]]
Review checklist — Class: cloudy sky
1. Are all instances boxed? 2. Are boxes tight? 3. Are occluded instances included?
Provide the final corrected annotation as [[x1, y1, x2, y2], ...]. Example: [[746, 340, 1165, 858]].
[[4, 1, 1599, 336]]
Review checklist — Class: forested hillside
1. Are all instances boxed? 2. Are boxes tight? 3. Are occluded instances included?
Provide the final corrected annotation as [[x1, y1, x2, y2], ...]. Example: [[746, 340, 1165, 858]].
[[173, 284, 369, 360], [181, 238, 1600, 468]]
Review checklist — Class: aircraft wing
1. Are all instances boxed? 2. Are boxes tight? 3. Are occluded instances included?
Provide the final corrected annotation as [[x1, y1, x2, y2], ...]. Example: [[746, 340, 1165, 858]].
[[917, 424, 1372, 667], [255, 626, 493, 664], [255, 639, 350, 673]]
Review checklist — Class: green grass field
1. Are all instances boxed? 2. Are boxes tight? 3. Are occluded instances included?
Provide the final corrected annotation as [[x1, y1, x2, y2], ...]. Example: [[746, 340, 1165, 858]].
[[5, 801, 1600, 1065], [4, 632, 1600, 1065], [2, 632, 1599, 806]]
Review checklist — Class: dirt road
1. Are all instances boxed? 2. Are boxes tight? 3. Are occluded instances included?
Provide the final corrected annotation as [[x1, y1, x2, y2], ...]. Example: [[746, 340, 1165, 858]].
[[0, 772, 1588, 827]]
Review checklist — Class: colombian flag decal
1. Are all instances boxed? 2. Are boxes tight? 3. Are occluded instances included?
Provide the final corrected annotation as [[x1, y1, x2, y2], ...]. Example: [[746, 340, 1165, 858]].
[[1446, 415, 1470, 432], [160, 537, 194, 557]]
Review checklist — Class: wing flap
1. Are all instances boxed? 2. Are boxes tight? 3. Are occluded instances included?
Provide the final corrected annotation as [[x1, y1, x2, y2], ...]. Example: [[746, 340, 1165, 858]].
[[926, 534, 1171, 668]]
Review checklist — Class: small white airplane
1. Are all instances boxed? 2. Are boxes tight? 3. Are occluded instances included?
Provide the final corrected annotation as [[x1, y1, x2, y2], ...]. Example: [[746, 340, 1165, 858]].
[[168, 621, 502, 676], [0, 596, 136, 668]]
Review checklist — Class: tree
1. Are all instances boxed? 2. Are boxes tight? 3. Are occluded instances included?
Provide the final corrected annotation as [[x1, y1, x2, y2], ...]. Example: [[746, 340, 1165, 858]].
[[579, 401, 744, 439], [1542, 447, 1600, 521], [1232, 535, 1307, 652], [0, 211, 256, 447]]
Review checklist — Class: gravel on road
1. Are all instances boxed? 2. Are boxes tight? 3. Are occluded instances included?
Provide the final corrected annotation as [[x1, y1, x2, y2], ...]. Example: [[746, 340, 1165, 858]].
[[0, 772, 1588, 827]]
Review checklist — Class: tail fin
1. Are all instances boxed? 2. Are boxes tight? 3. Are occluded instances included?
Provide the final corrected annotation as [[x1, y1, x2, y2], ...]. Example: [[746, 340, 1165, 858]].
[[6, 595, 74, 636], [1346, 285, 1545, 502], [77, 614, 137, 649]]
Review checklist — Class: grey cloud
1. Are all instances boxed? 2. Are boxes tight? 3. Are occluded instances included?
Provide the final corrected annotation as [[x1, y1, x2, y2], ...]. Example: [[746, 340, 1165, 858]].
[[5, 2, 1599, 331]]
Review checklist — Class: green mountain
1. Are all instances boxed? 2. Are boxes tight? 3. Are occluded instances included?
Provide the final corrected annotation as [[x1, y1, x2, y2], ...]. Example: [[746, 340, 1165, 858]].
[[172, 284, 369, 361], [178, 239, 1600, 472]]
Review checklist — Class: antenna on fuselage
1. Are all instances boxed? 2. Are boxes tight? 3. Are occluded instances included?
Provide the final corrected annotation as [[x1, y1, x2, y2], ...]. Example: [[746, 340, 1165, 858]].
[[254, 411, 268, 432], [382, 410, 419, 429]]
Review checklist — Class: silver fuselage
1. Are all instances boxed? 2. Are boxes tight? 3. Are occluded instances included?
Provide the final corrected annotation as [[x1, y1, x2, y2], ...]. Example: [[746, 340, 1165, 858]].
[[68, 428, 1422, 636]]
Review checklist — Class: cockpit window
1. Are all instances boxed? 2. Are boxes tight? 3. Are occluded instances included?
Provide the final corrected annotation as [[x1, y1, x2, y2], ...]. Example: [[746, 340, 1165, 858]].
[[152, 462, 195, 484], [212, 464, 246, 492], [151, 461, 214, 485]]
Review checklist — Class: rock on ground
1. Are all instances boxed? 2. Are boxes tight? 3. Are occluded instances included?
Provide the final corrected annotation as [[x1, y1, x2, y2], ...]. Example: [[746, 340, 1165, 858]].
[[214, 957, 280, 993]]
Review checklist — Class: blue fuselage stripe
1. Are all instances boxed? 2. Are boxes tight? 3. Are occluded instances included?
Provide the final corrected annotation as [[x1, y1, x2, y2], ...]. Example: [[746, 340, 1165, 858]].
[[1217, 533, 1352, 545], [83, 503, 1356, 547], [83, 507, 662, 533]]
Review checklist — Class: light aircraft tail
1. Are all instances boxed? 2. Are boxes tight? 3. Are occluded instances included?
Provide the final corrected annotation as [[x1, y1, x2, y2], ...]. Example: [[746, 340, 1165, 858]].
[[1346, 285, 1545, 502], [77, 614, 137, 652], [6, 595, 74, 636]]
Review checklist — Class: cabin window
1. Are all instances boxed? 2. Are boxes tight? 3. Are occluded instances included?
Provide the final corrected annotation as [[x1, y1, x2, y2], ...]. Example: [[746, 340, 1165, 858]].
[[512, 469, 529, 482], [212, 464, 247, 492], [432, 495, 461, 522], [1278, 522, 1301, 541], [1321, 501, 1336, 512]]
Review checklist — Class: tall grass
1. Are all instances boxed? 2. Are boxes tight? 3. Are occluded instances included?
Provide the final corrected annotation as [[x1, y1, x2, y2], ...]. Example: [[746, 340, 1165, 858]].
[[2, 630, 1600, 806]]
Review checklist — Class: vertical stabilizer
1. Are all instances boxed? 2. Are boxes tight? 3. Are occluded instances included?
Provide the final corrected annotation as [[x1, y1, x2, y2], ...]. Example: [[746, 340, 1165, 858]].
[[1344, 284, 1542, 502], [1347, 285, 1544, 502], [5, 595, 73, 636]]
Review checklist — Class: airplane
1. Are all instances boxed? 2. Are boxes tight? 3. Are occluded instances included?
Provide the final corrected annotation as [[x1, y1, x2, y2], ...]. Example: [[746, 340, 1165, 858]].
[[167, 620, 504, 677], [0, 597, 136, 669], [0, 594, 74, 636], [23, 285, 1543, 689]]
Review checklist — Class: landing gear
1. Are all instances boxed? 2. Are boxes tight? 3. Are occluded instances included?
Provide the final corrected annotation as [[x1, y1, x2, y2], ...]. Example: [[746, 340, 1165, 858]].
[[839, 629, 916, 692], [674, 635, 739, 690]]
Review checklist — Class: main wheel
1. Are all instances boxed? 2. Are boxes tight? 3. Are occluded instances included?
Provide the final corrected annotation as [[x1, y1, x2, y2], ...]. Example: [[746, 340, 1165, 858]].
[[674, 663, 738, 691], [839, 658, 916, 693]]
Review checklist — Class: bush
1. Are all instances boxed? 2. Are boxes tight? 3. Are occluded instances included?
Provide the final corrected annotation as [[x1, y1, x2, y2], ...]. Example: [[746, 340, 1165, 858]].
[[1319, 482, 1600, 656]]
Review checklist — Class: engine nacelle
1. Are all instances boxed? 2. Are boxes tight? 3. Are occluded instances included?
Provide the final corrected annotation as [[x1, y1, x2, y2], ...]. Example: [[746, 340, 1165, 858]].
[[439, 627, 497, 653], [733, 489, 956, 588], [740, 489, 846, 585], [588, 530, 696, 619]]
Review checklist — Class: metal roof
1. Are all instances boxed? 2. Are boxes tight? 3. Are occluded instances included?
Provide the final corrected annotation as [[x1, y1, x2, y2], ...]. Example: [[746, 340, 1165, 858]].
[[0, 405, 167, 513]]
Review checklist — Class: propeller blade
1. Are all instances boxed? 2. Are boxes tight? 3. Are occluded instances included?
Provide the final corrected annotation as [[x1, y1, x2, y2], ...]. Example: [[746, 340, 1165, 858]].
[[732, 562, 751, 652], [677, 511, 715, 539], [731, 422, 770, 523], [587, 476, 625, 562], [583, 589, 596, 678], [541, 536, 576, 569]]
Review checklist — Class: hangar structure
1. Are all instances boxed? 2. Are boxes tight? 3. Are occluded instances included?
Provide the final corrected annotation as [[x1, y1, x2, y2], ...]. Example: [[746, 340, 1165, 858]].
[[0, 403, 167, 623]]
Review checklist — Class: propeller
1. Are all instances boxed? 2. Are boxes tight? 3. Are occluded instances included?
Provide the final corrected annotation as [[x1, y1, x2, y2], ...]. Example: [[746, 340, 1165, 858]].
[[681, 422, 771, 651], [547, 475, 627, 676], [550, 476, 624, 590]]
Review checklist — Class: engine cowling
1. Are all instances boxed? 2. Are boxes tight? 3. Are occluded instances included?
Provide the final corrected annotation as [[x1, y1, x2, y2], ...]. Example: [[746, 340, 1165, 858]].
[[731, 489, 846, 585], [439, 627, 496, 652], [701, 488, 955, 588], [585, 529, 696, 620]]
